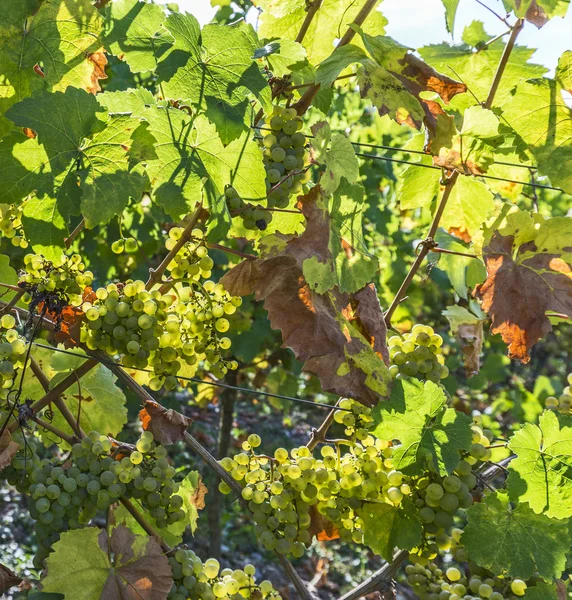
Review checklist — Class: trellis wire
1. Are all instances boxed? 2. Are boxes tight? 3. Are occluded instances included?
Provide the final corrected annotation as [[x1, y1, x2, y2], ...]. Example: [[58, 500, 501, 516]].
[[31, 342, 349, 412]]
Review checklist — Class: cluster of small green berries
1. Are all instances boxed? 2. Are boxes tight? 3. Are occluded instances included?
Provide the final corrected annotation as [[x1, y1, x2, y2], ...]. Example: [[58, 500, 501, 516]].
[[0, 203, 29, 248], [333, 398, 374, 441], [224, 186, 274, 231], [545, 373, 572, 415], [168, 551, 280, 600], [0, 314, 27, 399], [4, 430, 184, 568], [406, 555, 531, 600], [388, 325, 448, 382], [165, 227, 214, 280], [111, 237, 139, 254], [20, 253, 94, 307]]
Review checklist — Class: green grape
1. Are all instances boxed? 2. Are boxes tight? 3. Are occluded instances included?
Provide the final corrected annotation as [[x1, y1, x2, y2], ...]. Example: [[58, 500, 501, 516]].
[[0, 203, 29, 247], [124, 237, 138, 253], [111, 239, 125, 254]]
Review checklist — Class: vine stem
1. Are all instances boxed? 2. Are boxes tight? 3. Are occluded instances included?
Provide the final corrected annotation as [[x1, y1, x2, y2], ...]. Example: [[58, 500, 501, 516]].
[[145, 203, 203, 291], [206, 243, 257, 260], [31, 415, 77, 445], [306, 399, 341, 451], [119, 498, 171, 553], [30, 356, 85, 439], [64, 220, 85, 249], [0, 289, 25, 316], [295, 0, 324, 44]]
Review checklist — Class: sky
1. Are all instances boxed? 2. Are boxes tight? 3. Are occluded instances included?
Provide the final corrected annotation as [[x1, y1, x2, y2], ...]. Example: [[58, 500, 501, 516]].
[[171, 0, 571, 71]]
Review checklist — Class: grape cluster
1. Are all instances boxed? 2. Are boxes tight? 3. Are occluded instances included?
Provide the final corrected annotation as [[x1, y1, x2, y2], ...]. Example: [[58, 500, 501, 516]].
[[3, 430, 185, 568], [388, 325, 448, 382], [0, 314, 27, 399], [220, 434, 312, 557], [333, 398, 374, 441], [20, 253, 94, 308], [225, 106, 310, 231], [168, 551, 281, 600], [0, 203, 28, 248], [111, 236, 139, 254], [545, 373, 572, 415], [165, 227, 213, 281], [405, 557, 531, 600]]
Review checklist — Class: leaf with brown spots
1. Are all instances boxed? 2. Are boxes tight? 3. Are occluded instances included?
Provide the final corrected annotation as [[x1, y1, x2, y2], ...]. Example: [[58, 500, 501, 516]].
[[42, 526, 173, 600], [0, 563, 22, 594], [0, 430, 19, 472], [221, 216, 392, 406], [502, 0, 570, 28], [139, 400, 192, 445], [474, 209, 572, 362]]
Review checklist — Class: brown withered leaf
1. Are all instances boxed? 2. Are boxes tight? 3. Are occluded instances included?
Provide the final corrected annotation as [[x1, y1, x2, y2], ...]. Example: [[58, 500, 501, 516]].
[[99, 525, 172, 599], [221, 208, 392, 406], [309, 505, 340, 542], [87, 51, 108, 94], [0, 430, 19, 472], [139, 400, 192, 444], [0, 563, 22, 594], [474, 210, 572, 362], [190, 475, 207, 511], [457, 321, 484, 376]]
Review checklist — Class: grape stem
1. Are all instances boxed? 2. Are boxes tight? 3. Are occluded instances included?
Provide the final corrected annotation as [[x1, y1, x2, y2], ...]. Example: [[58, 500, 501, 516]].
[[119, 497, 171, 553], [30, 415, 77, 445], [145, 202, 204, 291], [206, 243, 256, 260], [64, 219, 85, 249], [306, 402, 339, 452]]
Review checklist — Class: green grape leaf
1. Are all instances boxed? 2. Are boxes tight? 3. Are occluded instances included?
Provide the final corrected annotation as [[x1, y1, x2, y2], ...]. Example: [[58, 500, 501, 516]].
[[256, 0, 387, 65], [430, 230, 486, 300], [102, 0, 172, 73], [293, 182, 378, 294], [144, 109, 266, 219], [45, 364, 127, 445], [441, 0, 461, 32], [419, 36, 546, 111], [358, 499, 422, 561], [556, 50, 572, 91], [0, 0, 105, 137], [371, 378, 473, 475], [42, 526, 173, 599], [99, 88, 157, 117], [2, 88, 146, 237], [462, 20, 492, 47], [315, 45, 368, 88], [397, 160, 441, 210], [0, 254, 20, 306], [522, 583, 561, 600], [310, 121, 359, 194], [502, 77, 572, 195], [263, 39, 308, 78], [474, 209, 572, 362], [221, 246, 392, 406], [21, 196, 68, 262], [462, 491, 571, 580], [157, 14, 270, 133], [507, 410, 572, 519], [502, 0, 570, 27], [440, 176, 495, 239]]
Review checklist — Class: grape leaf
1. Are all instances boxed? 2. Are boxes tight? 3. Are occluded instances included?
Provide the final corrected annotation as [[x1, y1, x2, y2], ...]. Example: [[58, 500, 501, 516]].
[[102, 0, 172, 73], [42, 526, 173, 599], [443, 305, 485, 376], [441, 0, 461, 32], [419, 36, 546, 111], [157, 14, 270, 129], [440, 176, 495, 239], [507, 410, 572, 519], [502, 0, 570, 27], [0, 563, 22, 594], [0, 430, 19, 472], [502, 77, 572, 195], [462, 20, 492, 48], [139, 400, 192, 445], [556, 50, 572, 92], [256, 0, 387, 65], [358, 498, 422, 561], [371, 378, 473, 475], [310, 122, 359, 194], [0, 253, 21, 306], [290, 183, 378, 294], [0, 0, 105, 137], [2, 88, 146, 236], [523, 583, 561, 600], [474, 209, 572, 362], [462, 491, 571, 580], [397, 160, 441, 210], [143, 109, 266, 219], [221, 244, 391, 406], [315, 45, 368, 88], [260, 39, 308, 78]]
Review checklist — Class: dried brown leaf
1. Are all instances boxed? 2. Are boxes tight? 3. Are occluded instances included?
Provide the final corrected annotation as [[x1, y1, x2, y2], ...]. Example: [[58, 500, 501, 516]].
[[0, 563, 22, 594], [99, 525, 172, 600], [0, 430, 19, 472], [139, 400, 192, 445], [86, 51, 108, 94], [457, 321, 484, 376]]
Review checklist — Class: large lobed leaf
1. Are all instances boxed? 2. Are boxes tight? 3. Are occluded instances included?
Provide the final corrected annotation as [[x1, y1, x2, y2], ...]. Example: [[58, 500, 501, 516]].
[[42, 526, 172, 599], [371, 378, 472, 475], [507, 410, 572, 519], [474, 208, 572, 363], [462, 491, 571, 581]]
